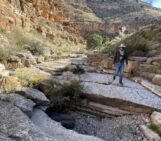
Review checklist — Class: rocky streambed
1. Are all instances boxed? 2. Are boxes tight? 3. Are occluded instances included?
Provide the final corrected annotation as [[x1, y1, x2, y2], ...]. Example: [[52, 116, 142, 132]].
[[46, 107, 149, 141], [1, 55, 161, 141]]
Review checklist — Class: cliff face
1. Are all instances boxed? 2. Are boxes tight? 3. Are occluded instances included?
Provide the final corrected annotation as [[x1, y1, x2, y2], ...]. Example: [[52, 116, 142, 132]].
[[1, 0, 161, 39]]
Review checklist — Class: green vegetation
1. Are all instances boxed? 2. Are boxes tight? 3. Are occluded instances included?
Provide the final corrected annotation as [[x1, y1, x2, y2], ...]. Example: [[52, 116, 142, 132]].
[[27, 41, 45, 55], [148, 124, 161, 136], [45, 80, 83, 108], [0, 48, 10, 61], [15, 68, 49, 87], [0, 27, 6, 34], [99, 23, 161, 57], [72, 65, 85, 74], [87, 34, 104, 49]]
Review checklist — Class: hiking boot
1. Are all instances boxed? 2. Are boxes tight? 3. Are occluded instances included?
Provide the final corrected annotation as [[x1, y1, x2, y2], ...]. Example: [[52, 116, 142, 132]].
[[119, 80, 123, 86]]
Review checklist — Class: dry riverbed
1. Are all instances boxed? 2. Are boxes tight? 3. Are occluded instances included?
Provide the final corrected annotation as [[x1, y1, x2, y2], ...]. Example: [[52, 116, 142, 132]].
[[71, 111, 149, 141]]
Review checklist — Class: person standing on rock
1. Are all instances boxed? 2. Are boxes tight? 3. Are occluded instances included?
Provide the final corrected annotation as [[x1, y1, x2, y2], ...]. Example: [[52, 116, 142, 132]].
[[113, 44, 128, 86]]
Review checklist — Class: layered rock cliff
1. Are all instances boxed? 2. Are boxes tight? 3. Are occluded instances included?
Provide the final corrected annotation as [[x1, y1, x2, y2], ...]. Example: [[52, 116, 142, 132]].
[[1, 0, 161, 39]]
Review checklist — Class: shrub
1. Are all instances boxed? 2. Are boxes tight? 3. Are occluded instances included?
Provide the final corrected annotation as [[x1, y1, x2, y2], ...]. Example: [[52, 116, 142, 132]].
[[47, 80, 83, 104], [72, 65, 85, 74], [0, 76, 20, 93], [0, 27, 6, 33], [0, 48, 10, 61], [148, 124, 161, 136], [27, 42, 45, 55], [86, 34, 103, 49], [15, 68, 49, 87], [141, 30, 150, 39]]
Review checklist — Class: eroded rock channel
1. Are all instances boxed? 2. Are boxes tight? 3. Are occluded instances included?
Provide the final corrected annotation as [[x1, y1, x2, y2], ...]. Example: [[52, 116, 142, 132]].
[[37, 56, 161, 141], [1, 55, 161, 141]]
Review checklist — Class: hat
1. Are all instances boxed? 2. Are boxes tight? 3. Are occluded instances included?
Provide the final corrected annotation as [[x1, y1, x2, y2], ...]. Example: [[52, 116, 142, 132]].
[[119, 44, 126, 48]]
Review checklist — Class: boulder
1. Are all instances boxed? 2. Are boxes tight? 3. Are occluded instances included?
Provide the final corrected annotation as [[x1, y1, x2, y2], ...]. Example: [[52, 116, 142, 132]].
[[0, 63, 9, 77], [152, 56, 161, 62], [16, 87, 49, 105], [0, 101, 56, 141], [62, 71, 79, 81], [124, 60, 139, 73], [139, 72, 155, 81], [147, 58, 153, 64], [8, 55, 21, 63], [80, 73, 161, 113], [140, 79, 161, 98], [152, 75, 161, 86], [35, 56, 45, 64], [15, 67, 51, 86], [31, 108, 104, 141], [140, 125, 161, 141], [140, 64, 159, 73], [151, 111, 161, 126], [16, 52, 37, 66], [100, 58, 113, 69], [129, 57, 147, 62], [61, 119, 75, 129], [24, 59, 31, 67], [0, 63, 6, 71], [6, 93, 36, 117], [152, 62, 161, 67]]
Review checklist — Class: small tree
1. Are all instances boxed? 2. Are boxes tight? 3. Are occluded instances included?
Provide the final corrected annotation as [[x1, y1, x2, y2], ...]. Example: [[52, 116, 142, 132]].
[[86, 34, 103, 49]]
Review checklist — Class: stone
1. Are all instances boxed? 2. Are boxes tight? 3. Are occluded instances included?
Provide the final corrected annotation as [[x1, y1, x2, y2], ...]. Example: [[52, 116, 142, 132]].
[[152, 62, 161, 67], [35, 56, 45, 64], [6, 93, 36, 117], [62, 71, 79, 81], [80, 73, 161, 112], [100, 58, 113, 69], [0, 101, 56, 141], [152, 75, 161, 86], [16, 52, 37, 65], [140, 79, 161, 98], [151, 56, 161, 62], [139, 72, 155, 81], [69, 54, 79, 58], [151, 111, 161, 126], [140, 64, 159, 73], [15, 67, 51, 86], [36, 59, 71, 73], [0, 63, 6, 71], [147, 58, 153, 64], [31, 108, 104, 141], [8, 55, 21, 63], [61, 119, 75, 129], [16, 87, 49, 105], [124, 60, 139, 73], [24, 59, 31, 67], [140, 125, 161, 141], [129, 57, 147, 62]]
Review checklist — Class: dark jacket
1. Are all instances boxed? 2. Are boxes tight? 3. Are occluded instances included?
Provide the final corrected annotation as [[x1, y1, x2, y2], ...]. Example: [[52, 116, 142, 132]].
[[113, 50, 128, 65]]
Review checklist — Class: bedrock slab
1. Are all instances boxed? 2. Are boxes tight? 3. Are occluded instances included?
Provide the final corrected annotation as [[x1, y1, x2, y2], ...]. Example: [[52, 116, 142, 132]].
[[80, 73, 161, 112]]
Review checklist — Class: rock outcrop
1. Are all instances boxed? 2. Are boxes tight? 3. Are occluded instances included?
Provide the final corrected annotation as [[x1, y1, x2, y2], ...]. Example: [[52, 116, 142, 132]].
[[0, 0, 161, 39], [31, 108, 103, 141]]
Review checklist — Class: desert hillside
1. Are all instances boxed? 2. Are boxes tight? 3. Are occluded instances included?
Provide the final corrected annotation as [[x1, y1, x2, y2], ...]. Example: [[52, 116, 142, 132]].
[[0, 1, 161, 141], [1, 0, 161, 37]]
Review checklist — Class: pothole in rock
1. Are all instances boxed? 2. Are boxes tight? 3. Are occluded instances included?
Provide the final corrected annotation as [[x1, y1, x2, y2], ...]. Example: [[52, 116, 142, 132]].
[[46, 106, 148, 141]]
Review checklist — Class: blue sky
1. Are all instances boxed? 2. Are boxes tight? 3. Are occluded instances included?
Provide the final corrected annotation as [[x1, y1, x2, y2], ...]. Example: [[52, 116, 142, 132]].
[[143, 0, 161, 8]]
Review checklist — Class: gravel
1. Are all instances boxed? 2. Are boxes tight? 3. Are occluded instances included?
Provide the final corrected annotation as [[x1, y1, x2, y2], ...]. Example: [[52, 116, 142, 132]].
[[70, 112, 149, 141]]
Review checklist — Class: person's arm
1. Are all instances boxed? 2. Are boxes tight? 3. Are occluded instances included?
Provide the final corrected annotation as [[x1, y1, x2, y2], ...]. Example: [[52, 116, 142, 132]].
[[125, 52, 128, 65], [113, 51, 117, 65]]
